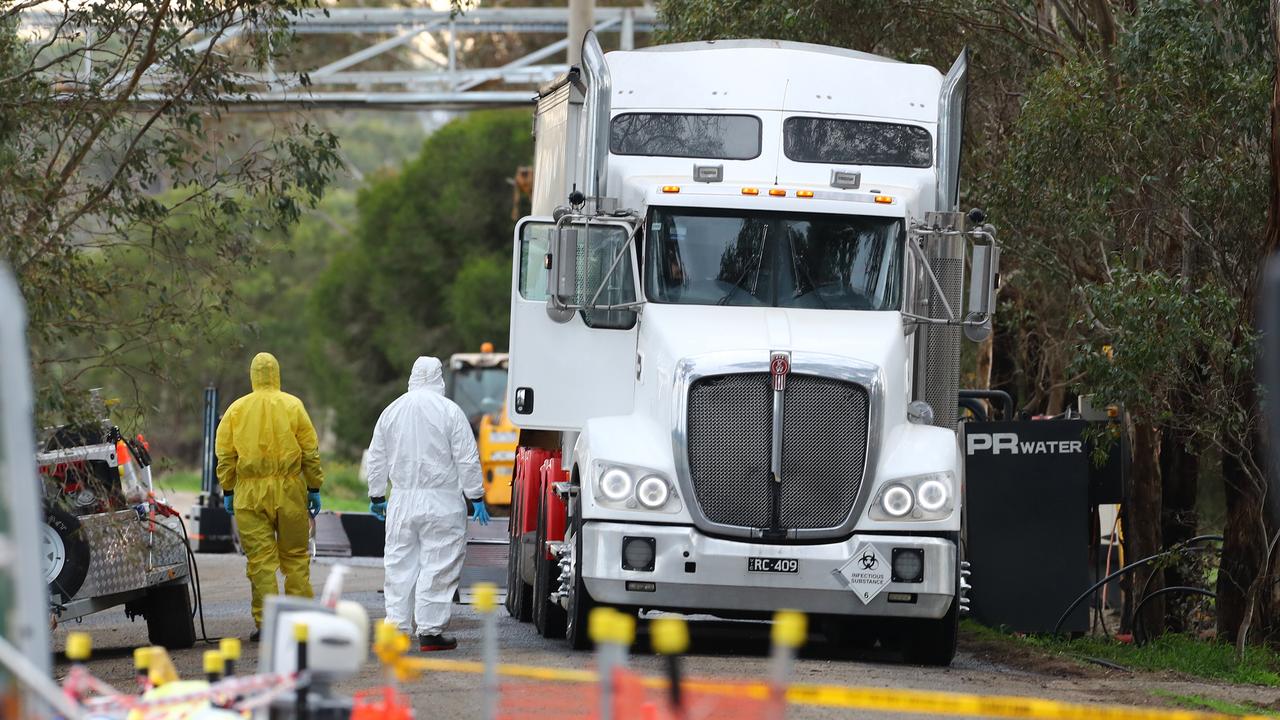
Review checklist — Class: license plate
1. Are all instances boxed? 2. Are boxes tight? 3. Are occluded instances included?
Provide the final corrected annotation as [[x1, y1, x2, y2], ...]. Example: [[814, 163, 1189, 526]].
[[747, 557, 799, 573]]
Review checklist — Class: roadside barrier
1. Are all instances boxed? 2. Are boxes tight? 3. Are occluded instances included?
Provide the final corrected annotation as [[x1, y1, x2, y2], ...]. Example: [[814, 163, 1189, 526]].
[[373, 601, 1271, 720], [48, 592, 1270, 720]]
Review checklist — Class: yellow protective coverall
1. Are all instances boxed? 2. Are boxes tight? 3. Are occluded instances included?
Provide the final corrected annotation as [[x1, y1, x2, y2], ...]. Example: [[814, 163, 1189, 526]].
[[215, 352, 324, 626]]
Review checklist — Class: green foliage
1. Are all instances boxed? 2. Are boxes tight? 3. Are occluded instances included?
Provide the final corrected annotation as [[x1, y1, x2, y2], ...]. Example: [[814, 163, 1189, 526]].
[[1072, 271, 1257, 441], [309, 109, 532, 452], [965, 621, 1280, 686], [448, 254, 513, 351], [1150, 690, 1280, 718], [0, 0, 341, 425], [83, 188, 357, 458], [156, 463, 368, 512]]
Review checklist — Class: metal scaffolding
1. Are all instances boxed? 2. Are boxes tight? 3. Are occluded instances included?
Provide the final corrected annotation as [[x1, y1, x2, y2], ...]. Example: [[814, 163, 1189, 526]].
[[20, 6, 659, 110]]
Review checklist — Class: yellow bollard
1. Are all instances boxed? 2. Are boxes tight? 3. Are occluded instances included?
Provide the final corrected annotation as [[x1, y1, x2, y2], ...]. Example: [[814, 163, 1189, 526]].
[[147, 647, 179, 688], [651, 616, 689, 715], [133, 646, 152, 689], [219, 638, 241, 677], [66, 632, 92, 662], [771, 610, 807, 651], [474, 582, 498, 613], [650, 617, 689, 656], [588, 606, 616, 646], [768, 609, 807, 720], [474, 582, 500, 720], [591, 607, 637, 720], [203, 651, 225, 682]]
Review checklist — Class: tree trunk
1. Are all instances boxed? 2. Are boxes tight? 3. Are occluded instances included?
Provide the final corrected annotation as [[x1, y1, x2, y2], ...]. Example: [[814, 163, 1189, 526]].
[[1125, 422, 1164, 638], [1217, 444, 1267, 643], [1159, 425, 1198, 633], [1219, 0, 1280, 646]]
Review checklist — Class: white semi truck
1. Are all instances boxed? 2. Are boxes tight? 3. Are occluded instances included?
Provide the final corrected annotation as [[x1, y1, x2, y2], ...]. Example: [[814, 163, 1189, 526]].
[[504, 36, 998, 665]]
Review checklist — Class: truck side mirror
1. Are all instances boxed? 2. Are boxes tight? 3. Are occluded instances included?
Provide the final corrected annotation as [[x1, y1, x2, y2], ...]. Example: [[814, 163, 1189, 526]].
[[964, 240, 999, 342]]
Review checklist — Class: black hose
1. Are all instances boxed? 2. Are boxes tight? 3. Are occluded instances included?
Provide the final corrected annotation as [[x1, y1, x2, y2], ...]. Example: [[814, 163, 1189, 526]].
[[1133, 586, 1216, 645], [149, 513, 212, 643], [1051, 534, 1223, 635], [958, 389, 1015, 421], [958, 398, 989, 423]]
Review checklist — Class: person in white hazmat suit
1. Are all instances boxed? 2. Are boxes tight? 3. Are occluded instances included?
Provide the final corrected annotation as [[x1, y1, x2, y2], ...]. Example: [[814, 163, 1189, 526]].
[[365, 356, 491, 651]]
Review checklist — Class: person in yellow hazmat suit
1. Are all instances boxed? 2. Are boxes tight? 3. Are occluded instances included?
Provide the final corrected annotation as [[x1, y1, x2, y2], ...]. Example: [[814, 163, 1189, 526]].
[[215, 352, 325, 640]]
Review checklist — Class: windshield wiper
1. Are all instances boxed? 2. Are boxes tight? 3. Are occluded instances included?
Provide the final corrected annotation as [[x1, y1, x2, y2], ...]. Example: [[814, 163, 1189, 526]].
[[788, 232, 829, 309], [716, 226, 768, 306]]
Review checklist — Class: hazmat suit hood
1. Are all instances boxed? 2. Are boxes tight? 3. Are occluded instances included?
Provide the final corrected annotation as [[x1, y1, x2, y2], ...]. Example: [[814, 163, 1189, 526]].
[[250, 352, 281, 392], [408, 356, 446, 394]]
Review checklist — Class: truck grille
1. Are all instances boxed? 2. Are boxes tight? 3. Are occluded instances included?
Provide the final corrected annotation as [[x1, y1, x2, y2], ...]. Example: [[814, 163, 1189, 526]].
[[686, 372, 869, 532], [686, 373, 773, 528]]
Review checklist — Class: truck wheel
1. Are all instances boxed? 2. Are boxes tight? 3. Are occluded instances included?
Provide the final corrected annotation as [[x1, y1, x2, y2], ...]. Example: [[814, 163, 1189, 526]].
[[144, 583, 196, 649], [564, 507, 595, 651], [903, 542, 961, 666], [533, 501, 566, 638], [820, 616, 878, 654], [42, 506, 90, 602], [505, 523, 532, 621], [903, 597, 958, 666]]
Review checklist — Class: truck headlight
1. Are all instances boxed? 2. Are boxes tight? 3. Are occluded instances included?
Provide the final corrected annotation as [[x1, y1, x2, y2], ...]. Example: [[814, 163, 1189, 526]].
[[599, 468, 633, 501], [869, 472, 955, 521], [917, 478, 949, 511], [636, 476, 670, 509], [881, 484, 914, 517], [594, 463, 681, 513]]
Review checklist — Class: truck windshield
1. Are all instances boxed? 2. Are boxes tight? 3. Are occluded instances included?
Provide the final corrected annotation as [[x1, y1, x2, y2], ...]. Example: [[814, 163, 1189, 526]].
[[448, 366, 507, 427], [645, 207, 904, 310]]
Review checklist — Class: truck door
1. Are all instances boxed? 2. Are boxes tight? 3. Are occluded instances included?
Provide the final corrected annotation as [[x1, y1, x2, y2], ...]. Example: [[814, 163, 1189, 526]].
[[507, 216, 640, 431]]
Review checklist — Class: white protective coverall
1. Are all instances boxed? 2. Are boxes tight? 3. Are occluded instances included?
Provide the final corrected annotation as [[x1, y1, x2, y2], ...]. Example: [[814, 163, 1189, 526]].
[[365, 356, 484, 636]]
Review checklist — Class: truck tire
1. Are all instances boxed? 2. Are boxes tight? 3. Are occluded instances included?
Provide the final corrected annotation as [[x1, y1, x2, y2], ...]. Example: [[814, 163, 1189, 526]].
[[505, 486, 532, 622], [505, 525, 532, 621], [144, 583, 197, 649], [533, 500, 566, 638], [563, 504, 595, 651], [903, 542, 961, 666], [42, 506, 90, 602]]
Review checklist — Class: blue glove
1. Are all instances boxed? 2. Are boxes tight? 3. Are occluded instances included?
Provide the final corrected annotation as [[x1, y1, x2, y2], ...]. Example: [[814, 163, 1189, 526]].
[[223, 493, 234, 516], [471, 499, 490, 526], [369, 497, 387, 521], [307, 491, 322, 517]]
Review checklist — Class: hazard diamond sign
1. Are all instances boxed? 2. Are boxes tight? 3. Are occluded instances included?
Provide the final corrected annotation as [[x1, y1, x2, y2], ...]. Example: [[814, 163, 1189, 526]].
[[834, 542, 892, 604]]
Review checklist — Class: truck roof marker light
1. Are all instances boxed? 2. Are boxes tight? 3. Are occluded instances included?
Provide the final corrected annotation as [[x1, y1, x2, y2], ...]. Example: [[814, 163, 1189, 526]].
[[769, 188, 787, 197], [796, 190, 815, 198], [874, 195, 893, 204], [741, 187, 759, 196], [661, 185, 681, 194]]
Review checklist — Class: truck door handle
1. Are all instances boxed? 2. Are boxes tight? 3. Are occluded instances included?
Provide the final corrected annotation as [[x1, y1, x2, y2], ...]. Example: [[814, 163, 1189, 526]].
[[515, 387, 534, 414]]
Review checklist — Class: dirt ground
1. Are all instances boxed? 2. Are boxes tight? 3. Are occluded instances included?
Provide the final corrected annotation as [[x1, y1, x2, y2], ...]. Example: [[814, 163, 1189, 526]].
[[49, 546, 1280, 719]]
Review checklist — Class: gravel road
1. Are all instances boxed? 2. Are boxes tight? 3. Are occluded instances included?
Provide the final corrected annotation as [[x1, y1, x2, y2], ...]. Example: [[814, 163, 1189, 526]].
[[49, 548, 1280, 719]]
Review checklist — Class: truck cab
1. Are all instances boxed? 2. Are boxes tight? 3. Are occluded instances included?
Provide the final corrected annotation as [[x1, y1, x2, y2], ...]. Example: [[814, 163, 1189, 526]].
[[446, 346, 518, 506], [505, 37, 997, 665]]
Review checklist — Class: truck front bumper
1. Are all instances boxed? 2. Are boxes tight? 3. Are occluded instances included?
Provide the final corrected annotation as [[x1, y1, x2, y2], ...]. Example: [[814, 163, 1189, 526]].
[[582, 522, 956, 619]]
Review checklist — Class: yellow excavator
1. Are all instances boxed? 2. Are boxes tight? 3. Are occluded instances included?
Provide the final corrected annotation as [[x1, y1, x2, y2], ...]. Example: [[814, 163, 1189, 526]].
[[446, 343, 517, 507]]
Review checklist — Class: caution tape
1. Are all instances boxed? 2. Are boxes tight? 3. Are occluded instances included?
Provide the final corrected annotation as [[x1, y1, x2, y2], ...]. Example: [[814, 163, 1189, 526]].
[[401, 657, 1270, 720], [784, 683, 1271, 720]]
